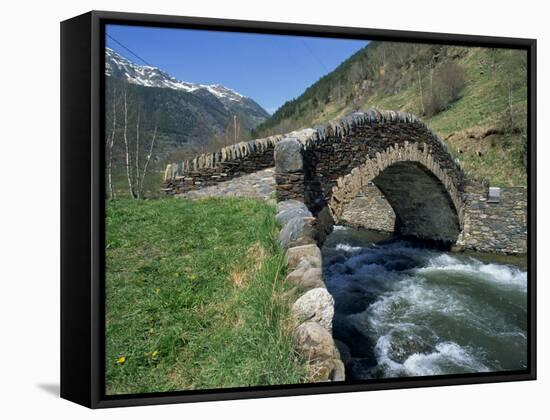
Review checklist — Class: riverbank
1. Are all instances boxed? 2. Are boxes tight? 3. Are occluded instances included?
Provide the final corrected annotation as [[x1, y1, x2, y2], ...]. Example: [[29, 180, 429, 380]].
[[323, 226, 528, 379], [105, 197, 307, 394]]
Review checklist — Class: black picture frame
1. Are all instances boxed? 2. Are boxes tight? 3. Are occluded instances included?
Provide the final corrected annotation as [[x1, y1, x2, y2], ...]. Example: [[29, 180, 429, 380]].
[[60, 10, 537, 409]]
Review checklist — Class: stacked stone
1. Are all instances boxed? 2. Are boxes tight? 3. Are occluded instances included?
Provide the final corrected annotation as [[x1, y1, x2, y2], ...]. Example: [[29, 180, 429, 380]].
[[327, 141, 464, 232], [275, 199, 345, 382], [274, 138, 306, 202], [456, 185, 527, 254], [162, 134, 285, 194], [273, 109, 466, 213], [339, 184, 396, 231]]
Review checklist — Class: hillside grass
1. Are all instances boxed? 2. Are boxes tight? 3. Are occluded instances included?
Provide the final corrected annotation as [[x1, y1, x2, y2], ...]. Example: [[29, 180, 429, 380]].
[[355, 49, 527, 186], [255, 44, 527, 187], [105, 197, 307, 395]]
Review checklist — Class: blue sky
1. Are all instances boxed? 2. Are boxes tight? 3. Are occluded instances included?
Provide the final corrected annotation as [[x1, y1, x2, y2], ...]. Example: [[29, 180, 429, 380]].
[[106, 24, 368, 114]]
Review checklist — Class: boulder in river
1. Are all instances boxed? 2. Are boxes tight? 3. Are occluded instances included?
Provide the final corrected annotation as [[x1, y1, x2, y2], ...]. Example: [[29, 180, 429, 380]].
[[294, 321, 345, 381], [309, 358, 346, 382], [286, 266, 325, 291], [278, 216, 317, 249], [386, 331, 434, 363], [285, 244, 322, 270], [276, 207, 312, 226], [294, 321, 338, 360], [292, 288, 334, 332], [277, 199, 308, 214]]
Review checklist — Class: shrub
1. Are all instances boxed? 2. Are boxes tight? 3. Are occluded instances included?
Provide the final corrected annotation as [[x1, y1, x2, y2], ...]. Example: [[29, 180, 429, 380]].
[[423, 62, 467, 116]]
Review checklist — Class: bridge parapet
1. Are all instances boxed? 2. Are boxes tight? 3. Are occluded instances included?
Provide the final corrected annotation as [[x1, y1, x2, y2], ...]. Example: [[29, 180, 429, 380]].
[[162, 134, 286, 194], [274, 109, 466, 229]]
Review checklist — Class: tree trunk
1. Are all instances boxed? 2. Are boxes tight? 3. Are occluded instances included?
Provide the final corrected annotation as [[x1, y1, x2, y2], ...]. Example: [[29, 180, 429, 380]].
[[107, 87, 117, 199], [418, 70, 425, 115], [138, 125, 158, 198], [122, 89, 136, 198], [135, 110, 141, 199], [508, 79, 514, 129]]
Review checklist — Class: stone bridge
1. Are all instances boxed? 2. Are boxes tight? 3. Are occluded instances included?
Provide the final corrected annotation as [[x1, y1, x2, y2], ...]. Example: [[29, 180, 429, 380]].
[[163, 109, 527, 255], [274, 110, 465, 245]]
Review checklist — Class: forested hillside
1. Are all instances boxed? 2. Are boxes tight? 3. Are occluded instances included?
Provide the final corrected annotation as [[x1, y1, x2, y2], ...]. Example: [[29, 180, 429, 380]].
[[254, 42, 528, 186]]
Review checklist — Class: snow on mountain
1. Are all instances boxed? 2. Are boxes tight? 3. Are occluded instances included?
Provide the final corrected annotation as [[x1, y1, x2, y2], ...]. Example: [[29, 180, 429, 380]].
[[105, 47, 247, 103], [104, 47, 269, 147]]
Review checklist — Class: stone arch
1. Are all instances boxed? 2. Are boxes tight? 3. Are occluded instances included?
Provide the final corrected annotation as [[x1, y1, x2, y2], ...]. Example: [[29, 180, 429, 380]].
[[274, 109, 468, 246], [328, 142, 463, 244]]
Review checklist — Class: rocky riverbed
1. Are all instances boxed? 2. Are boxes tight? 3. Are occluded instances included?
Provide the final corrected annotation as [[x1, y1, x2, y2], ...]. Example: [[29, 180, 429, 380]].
[[323, 226, 528, 379]]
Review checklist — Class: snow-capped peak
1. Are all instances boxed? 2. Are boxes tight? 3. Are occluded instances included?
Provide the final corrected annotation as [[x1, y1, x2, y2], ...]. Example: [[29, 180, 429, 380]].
[[105, 47, 245, 102]]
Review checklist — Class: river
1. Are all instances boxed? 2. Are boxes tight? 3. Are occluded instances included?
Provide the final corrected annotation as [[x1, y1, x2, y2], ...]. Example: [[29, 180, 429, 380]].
[[322, 226, 528, 379]]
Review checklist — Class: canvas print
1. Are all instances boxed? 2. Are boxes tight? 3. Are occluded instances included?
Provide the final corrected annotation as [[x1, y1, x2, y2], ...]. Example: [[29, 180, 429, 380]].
[[104, 24, 528, 395]]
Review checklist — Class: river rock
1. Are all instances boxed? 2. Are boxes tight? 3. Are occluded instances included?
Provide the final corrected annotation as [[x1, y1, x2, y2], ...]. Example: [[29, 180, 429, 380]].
[[276, 206, 313, 226], [276, 199, 309, 214], [278, 216, 317, 249], [330, 359, 346, 381], [334, 340, 352, 367], [285, 244, 322, 270], [292, 288, 334, 332], [310, 358, 346, 382], [294, 321, 339, 360], [386, 331, 433, 363], [286, 266, 325, 290], [274, 138, 303, 173]]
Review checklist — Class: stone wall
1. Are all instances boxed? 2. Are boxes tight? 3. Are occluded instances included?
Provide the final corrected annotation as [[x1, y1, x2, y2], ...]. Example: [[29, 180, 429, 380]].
[[162, 135, 285, 194], [457, 184, 527, 254], [340, 184, 395, 232], [275, 200, 345, 382], [338, 182, 528, 255]]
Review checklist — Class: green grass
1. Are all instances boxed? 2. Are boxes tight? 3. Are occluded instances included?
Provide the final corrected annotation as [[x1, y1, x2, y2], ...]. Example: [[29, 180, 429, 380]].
[[109, 168, 164, 199], [105, 197, 307, 395], [356, 48, 528, 186]]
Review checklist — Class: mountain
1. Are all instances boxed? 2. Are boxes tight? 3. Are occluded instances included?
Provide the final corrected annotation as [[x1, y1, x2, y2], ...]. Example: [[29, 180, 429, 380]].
[[105, 47, 269, 149], [253, 42, 527, 186]]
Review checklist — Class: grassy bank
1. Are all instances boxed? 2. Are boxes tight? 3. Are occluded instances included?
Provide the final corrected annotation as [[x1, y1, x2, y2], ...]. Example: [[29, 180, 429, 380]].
[[105, 197, 306, 395]]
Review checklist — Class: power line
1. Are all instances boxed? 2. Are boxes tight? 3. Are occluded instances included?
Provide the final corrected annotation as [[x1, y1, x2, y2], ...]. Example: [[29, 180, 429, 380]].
[[106, 34, 155, 68], [301, 40, 329, 74]]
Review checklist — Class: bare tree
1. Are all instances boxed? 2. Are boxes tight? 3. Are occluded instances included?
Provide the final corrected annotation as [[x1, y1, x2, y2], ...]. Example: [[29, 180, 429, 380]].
[[135, 109, 141, 194], [106, 86, 118, 199], [417, 68, 425, 115], [138, 126, 158, 198], [106, 79, 160, 199], [122, 87, 136, 198], [508, 78, 514, 129]]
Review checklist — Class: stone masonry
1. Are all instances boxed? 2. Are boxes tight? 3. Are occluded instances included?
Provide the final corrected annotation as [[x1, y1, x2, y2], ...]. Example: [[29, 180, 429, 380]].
[[163, 108, 528, 254], [276, 199, 345, 382], [340, 183, 396, 232], [162, 135, 284, 194], [273, 109, 528, 254], [456, 183, 527, 254], [162, 129, 314, 195]]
